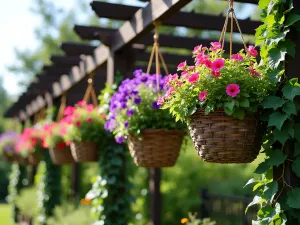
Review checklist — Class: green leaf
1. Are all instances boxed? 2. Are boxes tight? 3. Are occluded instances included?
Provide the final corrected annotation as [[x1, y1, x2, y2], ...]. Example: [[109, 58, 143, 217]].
[[239, 99, 250, 108], [244, 178, 258, 188], [253, 182, 264, 191], [268, 149, 287, 167], [273, 128, 290, 144], [287, 188, 300, 209], [268, 112, 288, 130], [246, 195, 264, 212], [258, 0, 271, 9], [254, 161, 270, 174], [294, 143, 300, 157], [295, 124, 300, 142], [233, 108, 245, 120], [282, 101, 297, 116], [224, 107, 233, 116], [264, 181, 278, 202], [292, 157, 300, 178], [261, 96, 285, 110], [286, 13, 300, 26], [285, 39, 296, 57], [225, 100, 235, 111], [268, 47, 287, 70], [258, 206, 275, 219], [282, 83, 300, 101]]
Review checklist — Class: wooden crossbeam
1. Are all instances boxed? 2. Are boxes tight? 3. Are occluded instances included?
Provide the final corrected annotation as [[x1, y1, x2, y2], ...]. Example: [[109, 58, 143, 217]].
[[43, 66, 71, 75], [61, 42, 97, 56], [74, 25, 115, 45], [90, 2, 260, 34], [51, 55, 81, 67]]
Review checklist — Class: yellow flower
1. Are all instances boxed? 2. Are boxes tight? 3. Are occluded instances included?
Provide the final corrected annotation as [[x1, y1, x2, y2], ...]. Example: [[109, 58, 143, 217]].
[[181, 218, 189, 224]]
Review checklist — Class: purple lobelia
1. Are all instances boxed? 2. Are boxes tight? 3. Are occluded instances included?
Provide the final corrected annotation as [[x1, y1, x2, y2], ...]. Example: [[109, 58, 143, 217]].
[[0, 131, 19, 156]]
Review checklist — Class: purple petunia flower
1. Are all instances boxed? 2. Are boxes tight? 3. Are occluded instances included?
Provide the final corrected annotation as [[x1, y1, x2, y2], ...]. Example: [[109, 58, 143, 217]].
[[134, 97, 141, 104], [116, 136, 125, 144], [124, 121, 129, 127], [126, 109, 134, 116], [152, 101, 160, 109]]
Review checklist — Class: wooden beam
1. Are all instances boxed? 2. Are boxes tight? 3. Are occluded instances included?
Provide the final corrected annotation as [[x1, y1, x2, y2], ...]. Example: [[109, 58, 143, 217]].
[[61, 43, 97, 56], [90, 2, 260, 34], [50, 55, 81, 67], [74, 25, 114, 45]]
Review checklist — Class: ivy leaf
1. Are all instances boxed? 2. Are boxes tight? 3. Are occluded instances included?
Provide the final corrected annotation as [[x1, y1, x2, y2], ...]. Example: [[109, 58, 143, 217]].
[[224, 107, 233, 116], [233, 108, 245, 120], [246, 195, 264, 213], [239, 99, 250, 108], [273, 128, 290, 145], [267, 47, 287, 70], [258, 206, 275, 219], [282, 83, 300, 101], [258, 0, 271, 9], [292, 157, 300, 178], [294, 143, 300, 157], [268, 112, 288, 130], [282, 101, 297, 116], [268, 149, 287, 167], [286, 13, 300, 26], [294, 124, 300, 142], [287, 188, 300, 209], [264, 181, 278, 202], [224, 100, 235, 111], [254, 161, 270, 174], [261, 96, 285, 110]]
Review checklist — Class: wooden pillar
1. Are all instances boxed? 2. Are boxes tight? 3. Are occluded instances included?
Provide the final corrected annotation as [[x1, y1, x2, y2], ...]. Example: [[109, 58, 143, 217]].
[[150, 168, 161, 225], [71, 163, 80, 200]]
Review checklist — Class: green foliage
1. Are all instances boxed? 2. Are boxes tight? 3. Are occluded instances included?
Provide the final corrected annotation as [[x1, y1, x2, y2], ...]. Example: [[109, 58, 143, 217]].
[[47, 204, 93, 225], [181, 213, 216, 225], [245, 0, 300, 223], [15, 187, 38, 219], [161, 47, 273, 122], [0, 204, 16, 225], [0, 158, 10, 200], [86, 134, 132, 225]]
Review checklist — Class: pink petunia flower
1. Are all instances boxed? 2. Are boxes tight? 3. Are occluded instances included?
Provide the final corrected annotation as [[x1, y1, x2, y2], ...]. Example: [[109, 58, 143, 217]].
[[189, 66, 195, 71], [199, 90, 207, 102], [177, 61, 187, 71], [211, 71, 220, 78], [87, 104, 94, 112], [77, 100, 86, 107], [166, 87, 175, 97], [226, 84, 240, 97], [60, 127, 67, 136], [75, 121, 81, 127], [87, 118, 93, 123], [204, 59, 212, 69], [248, 45, 258, 57], [193, 45, 203, 55], [196, 53, 209, 65], [210, 42, 222, 51], [157, 97, 165, 105], [64, 106, 75, 116], [211, 58, 225, 71], [181, 71, 189, 79], [188, 72, 199, 84], [231, 54, 244, 61], [248, 68, 260, 76]]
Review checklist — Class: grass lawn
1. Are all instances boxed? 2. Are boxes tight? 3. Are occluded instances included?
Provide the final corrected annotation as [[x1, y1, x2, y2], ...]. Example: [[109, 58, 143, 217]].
[[0, 204, 15, 225]]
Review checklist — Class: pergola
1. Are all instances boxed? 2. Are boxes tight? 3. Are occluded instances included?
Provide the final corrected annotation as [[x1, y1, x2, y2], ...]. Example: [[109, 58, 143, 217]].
[[6, 0, 300, 224]]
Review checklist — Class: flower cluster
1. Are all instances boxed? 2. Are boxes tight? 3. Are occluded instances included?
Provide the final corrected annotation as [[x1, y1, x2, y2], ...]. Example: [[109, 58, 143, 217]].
[[62, 100, 106, 143], [43, 122, 70, 150], [105, 69, 185, 143], [161, 42, 273, 121], [0, 131, 19, 156], [15, 127, 44, 157]]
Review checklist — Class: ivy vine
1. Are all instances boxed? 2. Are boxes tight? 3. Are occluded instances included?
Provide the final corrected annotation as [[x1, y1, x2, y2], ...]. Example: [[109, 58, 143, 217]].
[[245, 0, 300, 224]]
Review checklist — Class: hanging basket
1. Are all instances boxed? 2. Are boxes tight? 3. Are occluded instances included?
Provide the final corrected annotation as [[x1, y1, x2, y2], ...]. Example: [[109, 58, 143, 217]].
[[15, 155, 28, 165], [127, 129, 185, 168], [28, 152, 40, 165], [188, 110, 261, 164], [49, 146, 75, 165], [70, 141, 98, 162]]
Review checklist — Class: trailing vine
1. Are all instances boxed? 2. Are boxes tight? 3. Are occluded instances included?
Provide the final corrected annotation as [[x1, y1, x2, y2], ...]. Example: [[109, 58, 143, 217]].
[[245, 0, 300, 224]]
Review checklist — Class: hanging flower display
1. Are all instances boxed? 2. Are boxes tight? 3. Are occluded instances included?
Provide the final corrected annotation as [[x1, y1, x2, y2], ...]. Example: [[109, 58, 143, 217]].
[[105, 69, 186, 167], [0, 131, 19, 162], [160, 43, 274, 163], [15, 127, 43, 165], [63, 100, 106, 162], [43, 122, 74, 165]]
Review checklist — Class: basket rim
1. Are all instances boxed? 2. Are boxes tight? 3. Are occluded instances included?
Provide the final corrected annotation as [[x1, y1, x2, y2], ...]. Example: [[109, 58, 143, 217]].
[[190, 109, 259, 118]]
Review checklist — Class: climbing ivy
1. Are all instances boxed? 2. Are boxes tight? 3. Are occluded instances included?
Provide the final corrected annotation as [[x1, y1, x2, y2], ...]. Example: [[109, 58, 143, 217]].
[[245, 0, 300, 224]]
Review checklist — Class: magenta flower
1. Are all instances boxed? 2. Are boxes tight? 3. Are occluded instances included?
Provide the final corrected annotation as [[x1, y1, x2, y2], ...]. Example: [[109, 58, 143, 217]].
[[181, 71, 189, 79], [177, 61, 187, 71], [189, 66, 195, 71], [75, 121, 81, 127], [231, 54, 244, 61], [166, 87, 175, 97], [210, 42, 222, 51], [87, 104, 94, 112], [211, 58, 225, 71], [193, 45, 203, 55], [87, 118, 93, 123], [211, 71, 220, 78], [248, 68, 260, 76], [157, 97, 164, 105], [248, 45, 258, 57], [199, 90, 207, 102], [188, 72, 199, 84], [204, 59, 212, 69], [196, 53, 209, 65], [226, 84, 240, 97], [77, 100, 86, 107], [64, 106, 75, 116]]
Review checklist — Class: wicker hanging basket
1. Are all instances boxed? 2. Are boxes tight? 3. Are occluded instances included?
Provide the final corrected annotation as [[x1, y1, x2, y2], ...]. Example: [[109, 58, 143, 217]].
[[127, 129, 185, 168], [70, 141, 98, 162], [188, 110, 261, 164], [49, 146, 75, 165], [28, 152, 40, 165]]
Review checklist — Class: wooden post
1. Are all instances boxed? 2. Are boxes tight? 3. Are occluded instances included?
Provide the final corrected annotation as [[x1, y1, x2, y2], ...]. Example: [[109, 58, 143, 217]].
[[149, 168, 161, 225], [71, 163, 80, 200], [200, 188, 209, 219]]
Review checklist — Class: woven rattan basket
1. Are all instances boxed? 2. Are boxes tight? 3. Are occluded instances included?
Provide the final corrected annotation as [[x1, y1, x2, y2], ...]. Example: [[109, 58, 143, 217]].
[[70, 141, 98, 162], [188, 110, 261, 164], [49, 146, 74, 165], [28, 152, 40, 165], [127, 129, 185, 168]]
